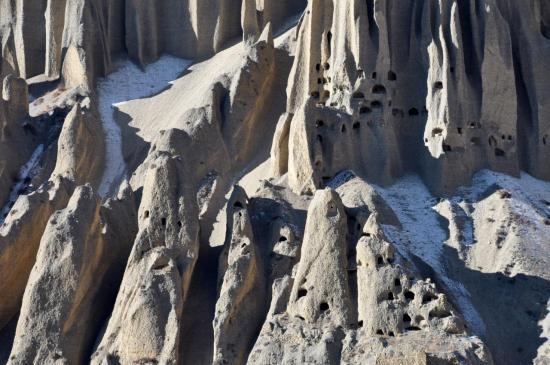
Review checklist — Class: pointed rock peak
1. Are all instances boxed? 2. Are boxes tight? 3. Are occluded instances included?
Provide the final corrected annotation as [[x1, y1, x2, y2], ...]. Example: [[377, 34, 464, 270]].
[[256, 22, 274, 48], [287, 188, 351, 325], [1, 27, 19, 77], [362, 212, 389, 241], [310, 188, 345, 219], [228, 185, 249, 211], [2, 74, 28, 110]]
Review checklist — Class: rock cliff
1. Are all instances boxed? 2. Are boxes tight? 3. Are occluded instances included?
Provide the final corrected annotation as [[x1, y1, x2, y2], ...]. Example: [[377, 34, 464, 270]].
[[0, 1, 549, 364]]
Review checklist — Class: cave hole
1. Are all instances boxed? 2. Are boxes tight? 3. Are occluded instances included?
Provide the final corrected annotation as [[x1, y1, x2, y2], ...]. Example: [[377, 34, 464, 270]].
[[316, 63, 321, 72], [376, 329, 384, 335], [371, 100, 382, 108], [387, 292, 394, 300], [495, 148, 505, 157], [377, 256, 384, 266], [320, 302, 330, 311], [161, 218, 167, 226], [408, 108, 419, 116], [341, 124, 346, 133], [433, 81, 443, 90], [372, 72, 377, 79], [403, 313, 411, 323], [431, 128, 443, 137], [233, 201, 243, 208], [353, 121, 360, 130], [394, 278, 401, 287], [443, 144, 452, 152], [387, 70, 397, 81], [422, 293, 438, 304], [278, 236, 287, 242], [372, 84, 386, 94], [316, 120, 324, 128], [144, 210, 150, 218], [404, 291, 415, 301], [297, 288, 308, 299], [353, 91, 365, 99], [360, 106, 372, 114]]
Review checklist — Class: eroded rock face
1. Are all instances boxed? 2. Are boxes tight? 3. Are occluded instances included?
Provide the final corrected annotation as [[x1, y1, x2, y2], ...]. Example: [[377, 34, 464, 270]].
[[8, 184, 137, 365], [287, 189, 352, 325], [1, 0, 306, 89], [213, 187, 265, 365], [0, 177, 73, 330], [248, 186, 492, 365], [91, 152, 199, 364], [0, 1, 548, 364], [52, 101, 105, 188], [356, 214, 464, 337], [277, 0, 550, 195]]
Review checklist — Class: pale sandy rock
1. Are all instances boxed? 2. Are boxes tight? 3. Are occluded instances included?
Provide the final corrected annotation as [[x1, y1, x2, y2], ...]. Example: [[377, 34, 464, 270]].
[[213, 187, 265, 365], [52, 101, 105, 189], [270, 112, 292, 177], [0, 2, 548, 364], [241, 0, 260, 45], [281, 0, 550, 195], [287, 188, 352, 325], [7, 184, 137, 364], [13, 0, 47, 79], [44, 0, 67, 79], [91, 152, 199, 364], [0, 177, 73, 330], [357, 214, 465, 337]]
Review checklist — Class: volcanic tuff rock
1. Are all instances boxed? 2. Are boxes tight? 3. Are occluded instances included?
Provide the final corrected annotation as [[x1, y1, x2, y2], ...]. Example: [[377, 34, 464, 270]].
[[0, 1, 549, 364]]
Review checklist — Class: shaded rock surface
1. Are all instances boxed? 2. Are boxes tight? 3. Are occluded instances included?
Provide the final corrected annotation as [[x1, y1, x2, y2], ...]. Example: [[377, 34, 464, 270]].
[[0, 1, 548, 365]]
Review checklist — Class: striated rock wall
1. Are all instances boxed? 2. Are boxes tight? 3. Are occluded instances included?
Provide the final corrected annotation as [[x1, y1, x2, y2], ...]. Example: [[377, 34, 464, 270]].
[[1, 0, 306, 89], [277, 0, 550, 195], [0, 1, 548, 364]]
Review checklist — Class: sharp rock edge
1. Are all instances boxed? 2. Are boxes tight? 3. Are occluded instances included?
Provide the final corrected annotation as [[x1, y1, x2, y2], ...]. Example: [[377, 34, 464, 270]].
[[0, 1, 549, 365]]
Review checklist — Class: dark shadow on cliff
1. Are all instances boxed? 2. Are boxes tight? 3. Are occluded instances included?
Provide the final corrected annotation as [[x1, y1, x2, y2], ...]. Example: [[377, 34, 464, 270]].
[[439, 245, 550, 365], [179, 244, 223, 365], [113, 108, 149, 176], [0, 313, 18, 364]]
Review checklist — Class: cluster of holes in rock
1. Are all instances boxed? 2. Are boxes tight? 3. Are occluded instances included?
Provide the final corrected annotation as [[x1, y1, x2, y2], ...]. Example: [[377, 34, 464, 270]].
[[311, 57, 332, 101], [374, 273, 451, 336], [426, 120, 515, 158]]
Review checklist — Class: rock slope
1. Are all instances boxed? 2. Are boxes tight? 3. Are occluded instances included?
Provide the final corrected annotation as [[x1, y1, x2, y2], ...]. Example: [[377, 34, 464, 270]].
[[0, 1, 549, 364]]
